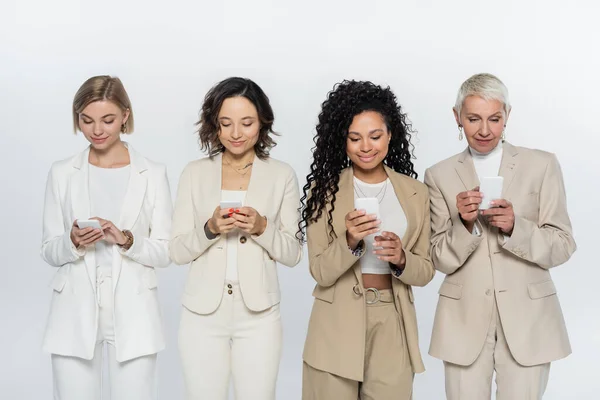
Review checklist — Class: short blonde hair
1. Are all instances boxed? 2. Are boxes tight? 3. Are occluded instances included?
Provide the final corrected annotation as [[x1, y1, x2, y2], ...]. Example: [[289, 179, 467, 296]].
[[454, 73, 510, 117], [72, 75, 134, 133]]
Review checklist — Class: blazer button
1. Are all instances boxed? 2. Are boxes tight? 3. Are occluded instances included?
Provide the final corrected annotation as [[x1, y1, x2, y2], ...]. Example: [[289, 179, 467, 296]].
[[240, 236, 247, 244], [227, 283, 232, 289], [228, 290, 233, 295], [486, 289, 493, 296]]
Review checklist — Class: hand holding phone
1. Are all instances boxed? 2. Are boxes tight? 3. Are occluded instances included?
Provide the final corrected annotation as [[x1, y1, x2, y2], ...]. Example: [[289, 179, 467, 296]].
[[345, 197, 381, 249], [70, 219, 104, 248]]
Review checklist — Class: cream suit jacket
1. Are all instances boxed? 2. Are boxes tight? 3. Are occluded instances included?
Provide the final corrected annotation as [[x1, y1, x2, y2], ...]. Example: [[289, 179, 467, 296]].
[[169, 154, 302, 313], [425, 142, 576, 367], [303, 166, 435, 382], [41, 145, 172, 362]]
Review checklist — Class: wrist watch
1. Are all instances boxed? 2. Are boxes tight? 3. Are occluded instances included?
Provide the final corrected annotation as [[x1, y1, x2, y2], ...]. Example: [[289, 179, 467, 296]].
[[119, 229, 134, 250]]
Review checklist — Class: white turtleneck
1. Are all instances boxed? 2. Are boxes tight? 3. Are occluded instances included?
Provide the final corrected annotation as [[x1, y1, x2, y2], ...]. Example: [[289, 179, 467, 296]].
[[469, 141, 503, 180]]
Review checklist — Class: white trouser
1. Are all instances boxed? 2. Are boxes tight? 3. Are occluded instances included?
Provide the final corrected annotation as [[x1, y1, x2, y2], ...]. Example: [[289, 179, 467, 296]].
[[51, 268, 157, 400], [179, 281, 282, 400], [444, 297, 550, 400]]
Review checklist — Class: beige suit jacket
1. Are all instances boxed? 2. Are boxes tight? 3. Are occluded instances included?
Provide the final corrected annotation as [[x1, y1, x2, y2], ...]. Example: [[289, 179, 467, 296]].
[[425, 142, 576, 367], [303, 166, 435, 381], [169, 154, 302, 313]]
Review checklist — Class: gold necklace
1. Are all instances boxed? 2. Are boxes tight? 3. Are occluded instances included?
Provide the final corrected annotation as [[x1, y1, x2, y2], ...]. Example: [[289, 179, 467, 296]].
[[223, 157, 254, 177]]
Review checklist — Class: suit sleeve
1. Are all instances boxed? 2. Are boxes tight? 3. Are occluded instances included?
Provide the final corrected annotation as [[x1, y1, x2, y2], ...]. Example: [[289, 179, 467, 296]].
[[425, 168, 484, 275], [40, 165, 85, 267], [119, 165, 173, 268], [501, 154, 576, 268], [169, 164, 220, 265], [393, 193, 435, 287], [307, 207, 361, 288], [251, 168, 302, 267]]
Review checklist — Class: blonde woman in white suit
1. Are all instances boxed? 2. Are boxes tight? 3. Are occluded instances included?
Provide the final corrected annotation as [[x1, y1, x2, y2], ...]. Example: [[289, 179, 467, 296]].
[[170, 77, 302, 400], [41, 75, 172, 400], [425, 73, 576, 400]]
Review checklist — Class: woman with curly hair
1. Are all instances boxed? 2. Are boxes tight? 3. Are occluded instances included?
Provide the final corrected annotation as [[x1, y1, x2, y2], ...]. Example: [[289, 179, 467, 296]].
[[299, 80, 435, 399], [170, 77, 302, 400]]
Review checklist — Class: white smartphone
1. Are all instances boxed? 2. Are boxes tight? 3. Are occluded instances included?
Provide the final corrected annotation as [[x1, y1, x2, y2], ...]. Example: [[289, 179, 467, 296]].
[[220, 200, 243, 210], [355, 197, 380, 218], [479, 176, 504, 210], [76, 219, 102, 230]]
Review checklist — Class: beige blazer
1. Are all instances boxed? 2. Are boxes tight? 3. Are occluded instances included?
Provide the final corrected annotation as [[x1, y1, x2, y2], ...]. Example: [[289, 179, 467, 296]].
[[169, 154, 302, 313], [41, 145, 172, 362], [303, 166, 435, 382], [425, 142, 576, 367]]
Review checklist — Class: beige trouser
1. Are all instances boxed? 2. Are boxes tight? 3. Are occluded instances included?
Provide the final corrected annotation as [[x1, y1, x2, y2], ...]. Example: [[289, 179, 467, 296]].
[[303, 288, 414, 400], [444, 297, 551, 400]]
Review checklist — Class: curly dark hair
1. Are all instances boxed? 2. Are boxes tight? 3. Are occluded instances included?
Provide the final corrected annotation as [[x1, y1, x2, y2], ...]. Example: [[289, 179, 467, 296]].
[[196, 77, 277, 159], [297, 80, 418, 243]]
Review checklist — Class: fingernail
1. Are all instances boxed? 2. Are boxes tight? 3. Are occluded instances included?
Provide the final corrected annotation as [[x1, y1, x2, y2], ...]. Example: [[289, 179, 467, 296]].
[[228, 213, 232, 217], [235, 209, 240, 213], [229, 208, 234, 212]]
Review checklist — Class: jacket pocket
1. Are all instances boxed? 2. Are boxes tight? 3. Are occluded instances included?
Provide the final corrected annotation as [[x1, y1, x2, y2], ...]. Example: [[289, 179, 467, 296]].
[[312, 284, 335, 303], [528, 280, 556, 299], [50, 270, 68, 293], [438, 281, 462, 300]]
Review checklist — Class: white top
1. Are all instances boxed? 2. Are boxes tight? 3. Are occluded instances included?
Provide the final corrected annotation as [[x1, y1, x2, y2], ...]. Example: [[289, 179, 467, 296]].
[[353, 177, 407, 275], [89, 164, 131, 273], [469, 141, 503, 180], [221, 190, 247, 282]]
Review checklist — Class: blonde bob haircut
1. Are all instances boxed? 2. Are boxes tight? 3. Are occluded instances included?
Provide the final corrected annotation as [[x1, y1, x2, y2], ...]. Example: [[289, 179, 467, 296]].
[[454, 73, 511, 118], [72, 75, 134, 133]]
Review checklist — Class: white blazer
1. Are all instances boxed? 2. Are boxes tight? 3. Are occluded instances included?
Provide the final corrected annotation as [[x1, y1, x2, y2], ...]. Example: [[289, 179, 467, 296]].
[[41, 144, 172, 362], [170, 153, 302, 313]]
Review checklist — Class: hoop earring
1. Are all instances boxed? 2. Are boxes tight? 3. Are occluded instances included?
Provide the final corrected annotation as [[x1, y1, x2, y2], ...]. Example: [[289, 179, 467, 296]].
[[458, 125, 463, 141], [121, 123, 127, 133]]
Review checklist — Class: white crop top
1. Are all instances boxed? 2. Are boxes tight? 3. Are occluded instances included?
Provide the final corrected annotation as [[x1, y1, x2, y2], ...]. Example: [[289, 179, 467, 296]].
[[221, 190, 247, 282], [353, 177, 407, 275]]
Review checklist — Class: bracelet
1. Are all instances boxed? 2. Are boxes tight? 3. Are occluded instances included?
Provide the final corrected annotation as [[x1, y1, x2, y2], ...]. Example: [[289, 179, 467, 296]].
[[348, 240, 365, 257]]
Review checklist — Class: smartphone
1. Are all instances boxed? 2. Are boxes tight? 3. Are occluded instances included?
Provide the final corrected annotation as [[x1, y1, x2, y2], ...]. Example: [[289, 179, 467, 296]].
[[76, 219, 102, 230], [355, 197, 380, 218], [220, 201, 243, 210], [479, 176, 504, 210]]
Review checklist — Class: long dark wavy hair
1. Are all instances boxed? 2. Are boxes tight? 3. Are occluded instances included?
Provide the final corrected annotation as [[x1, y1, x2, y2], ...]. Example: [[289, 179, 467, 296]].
[[196, 77, 277, 159], [297, 80, 418, 243]]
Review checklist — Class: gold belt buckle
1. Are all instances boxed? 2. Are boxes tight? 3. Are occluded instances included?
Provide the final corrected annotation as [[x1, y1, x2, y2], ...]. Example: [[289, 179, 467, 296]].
[[365, 287, 381, 304]]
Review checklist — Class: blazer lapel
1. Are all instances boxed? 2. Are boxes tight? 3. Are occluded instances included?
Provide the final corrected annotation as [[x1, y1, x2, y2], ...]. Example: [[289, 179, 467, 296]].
[[455, 148, 480, 191], [384, 166, 419, 250], [498, 141, 519, 197], [243, 155, 267, 215], [69, 147, 97, 290], [113, 144, 148, 289], [118, 145, 148, 231]]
